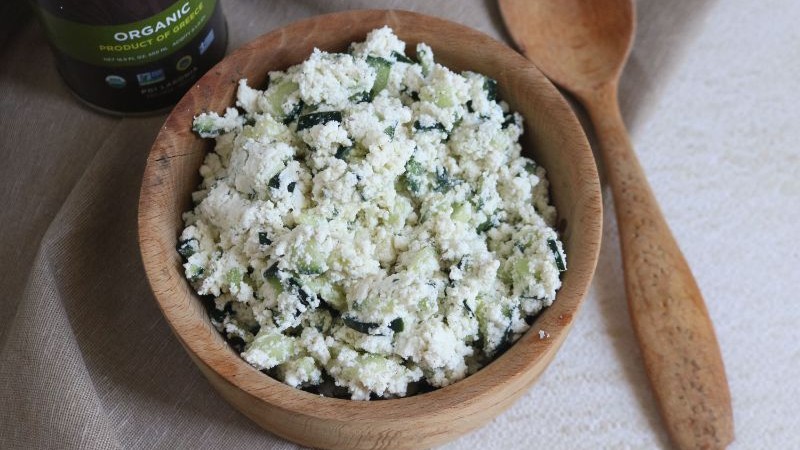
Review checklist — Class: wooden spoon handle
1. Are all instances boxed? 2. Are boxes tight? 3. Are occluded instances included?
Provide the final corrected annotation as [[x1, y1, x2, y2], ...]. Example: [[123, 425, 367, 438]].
[[582, 83, 733, 450]]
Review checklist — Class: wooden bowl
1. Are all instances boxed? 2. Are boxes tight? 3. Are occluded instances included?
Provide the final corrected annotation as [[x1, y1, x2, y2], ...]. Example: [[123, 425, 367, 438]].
[[139, 9, 602, 450]]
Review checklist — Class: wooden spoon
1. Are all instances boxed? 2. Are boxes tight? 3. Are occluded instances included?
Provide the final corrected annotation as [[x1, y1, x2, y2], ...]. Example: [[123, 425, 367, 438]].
[[498, 1, 733, 448]]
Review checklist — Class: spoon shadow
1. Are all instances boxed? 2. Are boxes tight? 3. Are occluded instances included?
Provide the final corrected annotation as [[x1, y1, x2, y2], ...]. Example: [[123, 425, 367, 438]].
[[620, 0, 720, 132]]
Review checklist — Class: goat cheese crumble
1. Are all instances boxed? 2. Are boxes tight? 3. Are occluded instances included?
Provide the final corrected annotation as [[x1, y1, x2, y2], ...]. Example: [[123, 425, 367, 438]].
[[180, 27, 566, 400]]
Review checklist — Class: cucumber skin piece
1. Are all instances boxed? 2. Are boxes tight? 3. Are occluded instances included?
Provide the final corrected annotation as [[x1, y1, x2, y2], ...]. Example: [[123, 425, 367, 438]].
[[483, 77, 498, 102], [342, 316, 404, 335], [366, 56, 392, 98], [296, 111, 343, 131], [391, 50, 414, 64], [413, 120, 446, 133], [342, 316, 381, 334], [548, 239, 567, 272], [268, 80, 301, 120]]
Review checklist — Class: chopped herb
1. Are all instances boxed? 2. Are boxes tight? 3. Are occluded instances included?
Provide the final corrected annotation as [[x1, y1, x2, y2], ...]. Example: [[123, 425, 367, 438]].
[[287, 181, 296, 193], [258, 232, 272, 245], [384, 125, 396, 139], [434, 168, 458, 192]]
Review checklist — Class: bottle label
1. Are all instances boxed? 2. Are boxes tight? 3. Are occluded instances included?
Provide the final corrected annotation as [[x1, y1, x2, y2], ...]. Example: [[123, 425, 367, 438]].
[[33, 0, 217, 67]]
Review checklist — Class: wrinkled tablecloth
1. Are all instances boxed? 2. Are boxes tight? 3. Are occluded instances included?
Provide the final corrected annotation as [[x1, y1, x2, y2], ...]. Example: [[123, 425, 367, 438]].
[[2, 0, 798, 448]]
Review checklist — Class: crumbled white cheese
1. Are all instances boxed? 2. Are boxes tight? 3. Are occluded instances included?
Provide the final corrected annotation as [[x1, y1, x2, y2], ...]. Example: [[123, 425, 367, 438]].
[[182, 27, 566, 400], [538, 329, 550, 340]]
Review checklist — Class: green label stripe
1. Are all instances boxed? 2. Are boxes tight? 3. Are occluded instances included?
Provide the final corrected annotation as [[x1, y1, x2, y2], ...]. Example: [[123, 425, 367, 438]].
[[34, 0, 217, 67]]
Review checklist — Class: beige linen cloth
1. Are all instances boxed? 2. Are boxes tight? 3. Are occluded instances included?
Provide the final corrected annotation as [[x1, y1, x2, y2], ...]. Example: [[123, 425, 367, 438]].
[[2, 0, 798, 448]]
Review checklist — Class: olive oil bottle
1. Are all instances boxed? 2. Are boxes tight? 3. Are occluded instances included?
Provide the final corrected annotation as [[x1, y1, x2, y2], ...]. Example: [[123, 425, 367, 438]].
[[31, 0, 228, 114]]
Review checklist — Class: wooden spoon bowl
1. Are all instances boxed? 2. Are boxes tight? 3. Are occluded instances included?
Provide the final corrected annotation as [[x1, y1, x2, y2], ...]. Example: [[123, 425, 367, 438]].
[[499, 1, 733, 448], [138, 10, 602, 450]]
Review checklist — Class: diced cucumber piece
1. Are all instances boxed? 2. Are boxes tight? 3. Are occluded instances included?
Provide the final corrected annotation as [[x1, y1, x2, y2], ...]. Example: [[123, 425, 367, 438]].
[[384, 124, 396, 139], [226, 267, 243, 286], [450, 202, 471, 223], [304, 277, 346, 311], [386, 197, 412, 229], [297, 262, 325, 276], [425, 84, 456, 108], [548, 239, 566, 272], [187, 264, 204, 281], [291, 237, 328, 275], [297, 111, 343, 131], [404, 246, 439, 275], [266, 80, 301, 121], [340, 353, 395, 382], [367, 56, 392, 97], [278, 355, 321, 387], [242, 330, 298, 370], [295, 212, 326, 226], [192, 115, 222, 138]]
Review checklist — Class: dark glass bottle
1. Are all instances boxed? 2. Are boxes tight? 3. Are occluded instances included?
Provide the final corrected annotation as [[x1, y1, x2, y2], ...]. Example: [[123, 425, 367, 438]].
[[31, 0, 228, 114]]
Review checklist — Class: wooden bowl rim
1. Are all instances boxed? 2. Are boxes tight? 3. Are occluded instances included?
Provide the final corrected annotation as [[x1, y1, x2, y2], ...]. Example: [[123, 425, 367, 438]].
[[139, 9, 602, 423]]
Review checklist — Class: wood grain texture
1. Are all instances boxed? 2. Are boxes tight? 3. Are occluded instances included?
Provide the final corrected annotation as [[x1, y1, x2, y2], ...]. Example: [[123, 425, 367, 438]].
[[138, 10, 602, 450], [498, 1, 734, 449]]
